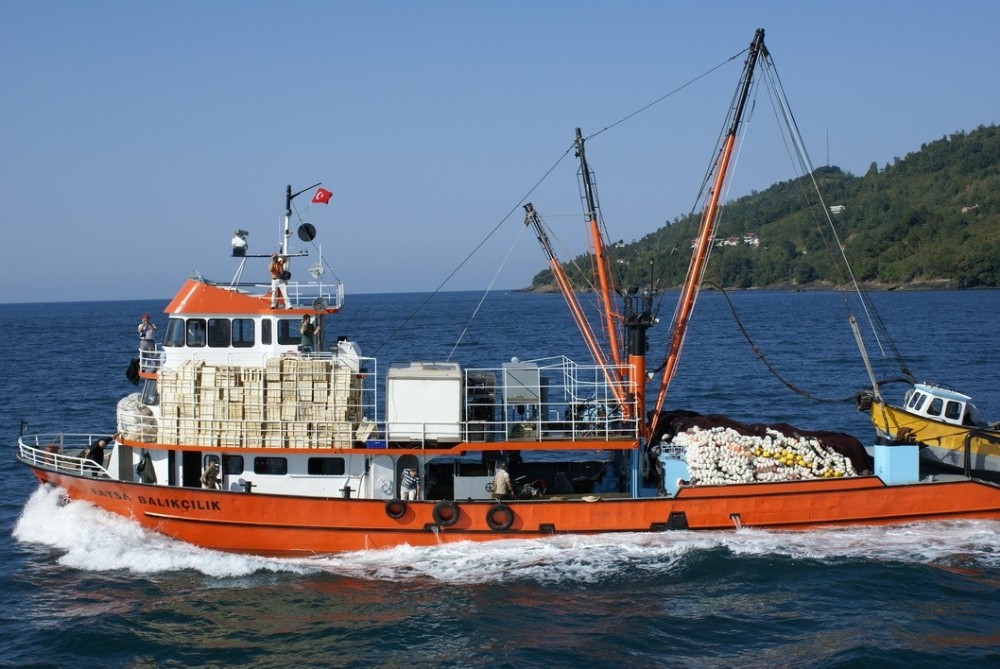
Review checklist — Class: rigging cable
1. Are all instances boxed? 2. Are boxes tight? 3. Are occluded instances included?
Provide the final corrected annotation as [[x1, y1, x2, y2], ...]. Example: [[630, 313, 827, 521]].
[[708, 281, 904, 403], [446, 222, 531, 362], [368, 143, 577, 357], [584, 47, 749, 142], [373, 47, 756, 358], [759, 52, 914, 381]]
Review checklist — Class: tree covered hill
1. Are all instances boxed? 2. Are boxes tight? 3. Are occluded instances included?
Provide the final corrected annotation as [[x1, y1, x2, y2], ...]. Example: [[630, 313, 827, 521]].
[[529, 124, 1000, 292]]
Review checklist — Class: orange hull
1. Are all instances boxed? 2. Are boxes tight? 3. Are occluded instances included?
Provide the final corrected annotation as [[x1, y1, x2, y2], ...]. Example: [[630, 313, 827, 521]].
[[29, 466, 1000, 556]]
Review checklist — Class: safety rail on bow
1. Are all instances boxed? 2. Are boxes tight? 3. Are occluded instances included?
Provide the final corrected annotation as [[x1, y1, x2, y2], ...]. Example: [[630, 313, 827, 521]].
[[17, 434, 113, 478]]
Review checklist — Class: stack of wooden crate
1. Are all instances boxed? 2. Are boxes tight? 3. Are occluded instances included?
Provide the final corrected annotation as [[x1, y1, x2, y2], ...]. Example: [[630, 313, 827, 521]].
[[156, 357, 362, 448]]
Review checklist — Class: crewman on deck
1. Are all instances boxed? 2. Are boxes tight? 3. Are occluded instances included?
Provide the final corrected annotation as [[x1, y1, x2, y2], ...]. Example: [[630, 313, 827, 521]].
[[269, 253, 291, 309], [493, 461, 515, 500], [201, 460, 221, 489], [299, 314, 316, 352], [400, 468, 421, 500], [137, 314, 157, 370], [81, 439, 107, 473]]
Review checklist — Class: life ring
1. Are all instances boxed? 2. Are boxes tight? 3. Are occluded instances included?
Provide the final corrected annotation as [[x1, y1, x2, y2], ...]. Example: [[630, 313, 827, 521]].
[[377, 477, 393, 496], [385, 498, 407, 519], [432, 500, 460, 526], [486, 503, 514, 531]]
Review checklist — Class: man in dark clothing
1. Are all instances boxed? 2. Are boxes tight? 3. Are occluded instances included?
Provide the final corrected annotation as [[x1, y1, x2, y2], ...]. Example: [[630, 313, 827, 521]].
[[82, 439, 106, 473]]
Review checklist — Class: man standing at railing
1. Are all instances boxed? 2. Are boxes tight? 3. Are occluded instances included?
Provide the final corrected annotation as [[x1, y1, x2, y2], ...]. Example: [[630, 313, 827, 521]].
[[299, 314, 316, 353], [81, 439, 106, 474], [138, 314, 157, 371]]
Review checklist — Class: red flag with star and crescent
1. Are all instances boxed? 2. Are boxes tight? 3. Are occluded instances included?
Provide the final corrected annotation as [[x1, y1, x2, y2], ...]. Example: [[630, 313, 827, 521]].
[[312, 188, 333, 204]]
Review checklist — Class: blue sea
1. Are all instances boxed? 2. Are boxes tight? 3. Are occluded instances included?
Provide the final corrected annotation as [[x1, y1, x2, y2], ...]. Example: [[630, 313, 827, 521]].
[[2, 290, 998, 668]]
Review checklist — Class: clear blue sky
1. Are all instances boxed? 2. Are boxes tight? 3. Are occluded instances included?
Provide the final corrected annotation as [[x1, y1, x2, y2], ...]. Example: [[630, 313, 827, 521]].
[[3, 1, 997, 303]]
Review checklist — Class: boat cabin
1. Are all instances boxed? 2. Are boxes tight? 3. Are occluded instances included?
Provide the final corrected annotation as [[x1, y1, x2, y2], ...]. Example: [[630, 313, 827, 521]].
[[903, 383, 983, 427]]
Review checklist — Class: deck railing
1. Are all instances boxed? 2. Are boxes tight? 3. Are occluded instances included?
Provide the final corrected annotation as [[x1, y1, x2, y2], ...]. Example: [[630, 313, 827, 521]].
[[18, 434, 112, 477], [226, 279, 345, 311], [116, 352, 641, 449]]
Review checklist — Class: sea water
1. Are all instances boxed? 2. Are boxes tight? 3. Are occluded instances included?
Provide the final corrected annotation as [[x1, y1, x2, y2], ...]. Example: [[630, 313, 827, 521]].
[[2, 290, 998, 668]]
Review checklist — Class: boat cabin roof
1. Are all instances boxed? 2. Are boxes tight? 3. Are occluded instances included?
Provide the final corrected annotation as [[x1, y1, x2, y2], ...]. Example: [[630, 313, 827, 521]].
[[912, 383, 971, 403], [906, 383, 979, 427]]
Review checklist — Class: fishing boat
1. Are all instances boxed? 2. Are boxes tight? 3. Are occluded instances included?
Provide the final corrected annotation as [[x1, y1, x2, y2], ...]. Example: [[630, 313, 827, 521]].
[[16, 30, 1000, 556], [862, 383, 1000, 482]]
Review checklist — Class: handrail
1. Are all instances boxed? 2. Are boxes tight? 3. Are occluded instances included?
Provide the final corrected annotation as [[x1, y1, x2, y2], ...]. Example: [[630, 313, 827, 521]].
[[115, 355, 640, 450], [223, 279, 345, 310], [963, 428, 1000, 478], [18, 434, 113, 478]]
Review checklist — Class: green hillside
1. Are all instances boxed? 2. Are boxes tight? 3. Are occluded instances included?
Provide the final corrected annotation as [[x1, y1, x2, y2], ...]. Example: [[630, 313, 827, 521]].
[[529, 124, 1000, 291]]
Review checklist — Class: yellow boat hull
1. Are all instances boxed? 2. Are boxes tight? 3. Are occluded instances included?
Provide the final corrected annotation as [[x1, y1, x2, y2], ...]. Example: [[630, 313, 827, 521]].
[[870, 400, 1000, 479]]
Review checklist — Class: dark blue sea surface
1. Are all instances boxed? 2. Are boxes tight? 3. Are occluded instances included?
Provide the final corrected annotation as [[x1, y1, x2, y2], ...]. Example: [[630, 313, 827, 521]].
[[2, 290, 999, 668]]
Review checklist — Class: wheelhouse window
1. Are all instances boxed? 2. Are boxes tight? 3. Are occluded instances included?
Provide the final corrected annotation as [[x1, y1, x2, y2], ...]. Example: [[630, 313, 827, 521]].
[[907, 392, 924, 410], [186, 319, 207, 347], [253, 457, 287, 475], [164, 318, 186, 347], [208, 318, 231, 348], [232, 318, 255, 348], [277, 319, 301, 345], [944, 400, 962, 421], [307, 458, 346, 475], [926, 398, 943, 417], [261, 319, 272, 345]]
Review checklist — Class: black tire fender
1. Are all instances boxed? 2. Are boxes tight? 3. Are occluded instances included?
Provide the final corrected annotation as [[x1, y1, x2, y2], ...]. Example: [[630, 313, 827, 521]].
[[486, 503, 515, 531], [432, 500, 460, 527], [385, 498, 407, 520]]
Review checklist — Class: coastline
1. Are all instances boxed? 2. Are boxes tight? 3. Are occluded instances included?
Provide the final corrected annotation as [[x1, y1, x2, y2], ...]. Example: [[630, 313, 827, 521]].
[[520, 278, 971, 294]]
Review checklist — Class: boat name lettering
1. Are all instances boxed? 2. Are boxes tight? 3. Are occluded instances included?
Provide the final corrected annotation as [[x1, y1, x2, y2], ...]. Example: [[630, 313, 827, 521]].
[[89, 488, 133, 502], [137, 495, 222, 511]]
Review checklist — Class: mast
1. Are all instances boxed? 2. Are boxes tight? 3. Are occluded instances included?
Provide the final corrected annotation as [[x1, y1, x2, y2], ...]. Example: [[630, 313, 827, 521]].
[[283, 185, 293, 256], [623, 288, 656, 437], [576, 128, 623, 368], [524, 203, 626, 407], [648, 28, 766, 440], [282, 182, 322, 256]]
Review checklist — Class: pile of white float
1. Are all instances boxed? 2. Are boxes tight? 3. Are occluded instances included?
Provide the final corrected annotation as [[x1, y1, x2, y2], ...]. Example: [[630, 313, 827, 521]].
[[672, 426, 858, 485]]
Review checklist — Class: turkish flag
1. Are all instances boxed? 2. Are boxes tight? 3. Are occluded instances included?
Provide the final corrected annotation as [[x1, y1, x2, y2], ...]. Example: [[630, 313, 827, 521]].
[[312, 188, 333, 204]]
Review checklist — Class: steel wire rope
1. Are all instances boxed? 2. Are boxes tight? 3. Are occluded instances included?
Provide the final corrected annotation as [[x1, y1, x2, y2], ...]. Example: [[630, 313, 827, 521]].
[[759, 53, 914, 380], [583, 47, 749, 143], [535, 208, 609, 346], [290, 200, 345, 286], [710, 281, 913, 403], [688, 53, 916, 404], [647, 61, 759, 375], [573, 47, 751, 352], [368, 47, 751, 358], [369, 144, 578, 357], [446, 221, 531, 362]]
